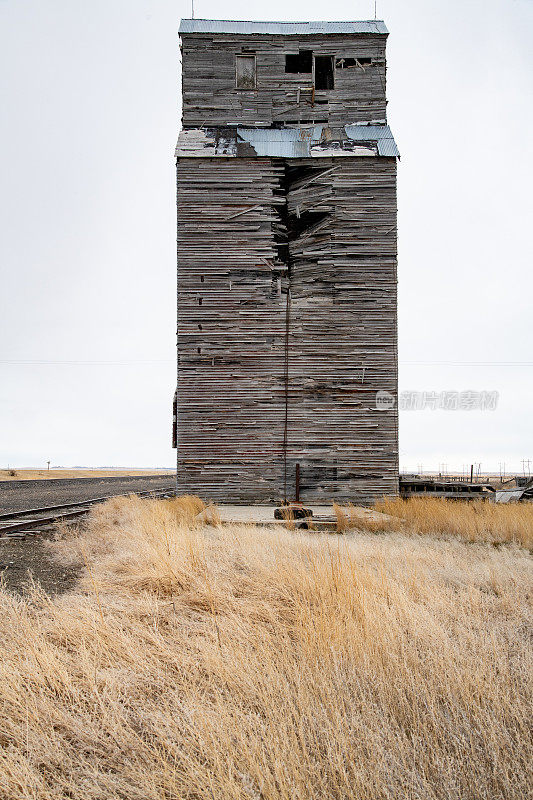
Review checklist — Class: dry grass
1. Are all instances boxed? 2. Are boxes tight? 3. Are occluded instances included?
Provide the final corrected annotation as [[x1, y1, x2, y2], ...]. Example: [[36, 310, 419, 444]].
[[0, 469, 174, 482], [0, 494, 531, 799], [333, 502, 396, 534], [374, 496, 533, 549], [333, 497, 533, 549]]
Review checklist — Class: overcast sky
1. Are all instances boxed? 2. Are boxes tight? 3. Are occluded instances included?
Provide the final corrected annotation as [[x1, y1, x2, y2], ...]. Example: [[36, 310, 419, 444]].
[[1, 0, 532, 473]]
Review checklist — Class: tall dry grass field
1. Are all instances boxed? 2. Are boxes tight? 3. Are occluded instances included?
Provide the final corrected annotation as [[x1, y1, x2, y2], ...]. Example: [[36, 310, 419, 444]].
[[0, 495, 531, 799], [375, 496, 533, 548], [334, 496, 533, 549]]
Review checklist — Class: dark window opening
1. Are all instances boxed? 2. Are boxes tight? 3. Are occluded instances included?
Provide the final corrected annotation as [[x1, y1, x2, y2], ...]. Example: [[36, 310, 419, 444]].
[[200, 275, 204, 283], [335, 57, 372, 69], [198, 297, 202, 306], [235, 55, 256, 89], [285, 50, 313, 73], [314, 56, 334, 90]]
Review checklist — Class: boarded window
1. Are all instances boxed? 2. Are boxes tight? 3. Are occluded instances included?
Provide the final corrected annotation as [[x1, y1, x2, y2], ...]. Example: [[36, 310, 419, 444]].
[[285, 50, 313, 73], [314, 56, 334, 90], [235, 55, 256, 89]]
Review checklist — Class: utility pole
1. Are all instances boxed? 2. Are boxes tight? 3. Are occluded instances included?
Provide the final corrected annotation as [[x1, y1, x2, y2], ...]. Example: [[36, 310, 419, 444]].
[[47, 460, 50, 471]]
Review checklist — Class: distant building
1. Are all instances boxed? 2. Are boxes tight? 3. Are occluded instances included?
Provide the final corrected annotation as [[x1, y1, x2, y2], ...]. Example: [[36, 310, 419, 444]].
[[174, 20, 399, 504]]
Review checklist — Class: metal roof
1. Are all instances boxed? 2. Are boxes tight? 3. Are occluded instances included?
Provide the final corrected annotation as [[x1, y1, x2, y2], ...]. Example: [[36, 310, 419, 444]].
[[495, 478, 533, 503], [179, 19, 388, 36], [495, 488, 526, 504], [175, 124, 399, 159], [345, 124, 399, 157]]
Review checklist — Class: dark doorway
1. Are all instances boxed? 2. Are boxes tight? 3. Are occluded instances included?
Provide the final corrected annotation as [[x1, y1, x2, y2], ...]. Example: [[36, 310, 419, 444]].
[[314, 56, 334, 90]]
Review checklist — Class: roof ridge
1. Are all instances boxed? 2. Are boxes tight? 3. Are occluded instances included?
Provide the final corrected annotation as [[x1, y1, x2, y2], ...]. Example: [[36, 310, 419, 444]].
[[179, 19, 389, 35], [181, 18, 385, 23]]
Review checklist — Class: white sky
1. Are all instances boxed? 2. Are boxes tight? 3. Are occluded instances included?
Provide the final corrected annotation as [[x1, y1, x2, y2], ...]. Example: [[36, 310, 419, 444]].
[[0, 0, 532, 474]]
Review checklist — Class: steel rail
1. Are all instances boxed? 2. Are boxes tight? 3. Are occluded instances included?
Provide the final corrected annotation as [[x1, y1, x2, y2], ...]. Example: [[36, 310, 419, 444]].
[[0, 487, 176, 537]]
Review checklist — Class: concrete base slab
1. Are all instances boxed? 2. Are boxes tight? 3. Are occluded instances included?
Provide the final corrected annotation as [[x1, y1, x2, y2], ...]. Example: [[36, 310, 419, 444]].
[[212, 504, 395, 531], [216, 505, 333, 525]]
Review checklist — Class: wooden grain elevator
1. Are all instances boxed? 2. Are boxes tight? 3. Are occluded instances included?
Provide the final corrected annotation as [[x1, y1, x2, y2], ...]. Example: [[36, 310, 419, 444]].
[[175, 19, 399, 504]]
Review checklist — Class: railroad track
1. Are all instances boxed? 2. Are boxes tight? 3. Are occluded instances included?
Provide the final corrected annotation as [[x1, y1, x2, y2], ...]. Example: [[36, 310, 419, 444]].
[[0, 487, 176, 540]]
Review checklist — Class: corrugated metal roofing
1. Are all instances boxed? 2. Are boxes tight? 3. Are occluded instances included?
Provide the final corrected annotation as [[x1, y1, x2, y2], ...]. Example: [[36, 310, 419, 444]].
[[495, 478, 533, 503], [495, 489, 525, 504], [179, 19, 388, 36], [345, 124, 399, 157], [237, 126, 323, 158], [175, 124, 399, 159]]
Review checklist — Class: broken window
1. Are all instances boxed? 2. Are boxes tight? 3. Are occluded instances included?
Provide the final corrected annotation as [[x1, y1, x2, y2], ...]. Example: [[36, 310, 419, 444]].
[[335, 57, 372, 69], [314, 56, 334, 90], [285, 50, 313, 73], [235, 55, 256, 89]]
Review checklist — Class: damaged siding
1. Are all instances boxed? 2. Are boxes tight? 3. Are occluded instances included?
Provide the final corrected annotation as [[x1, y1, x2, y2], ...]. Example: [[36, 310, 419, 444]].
[[180, 34, 388, 127], [176, 20, 399, 504], [177, 159, 288, 500], [285, 158, 398, 502], [177, 156, 398, 503]]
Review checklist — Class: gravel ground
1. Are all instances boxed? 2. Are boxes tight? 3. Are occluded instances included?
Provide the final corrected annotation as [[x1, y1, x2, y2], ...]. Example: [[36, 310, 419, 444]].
[[0, 474, 176, 595], [0, 474, 176, 515], [0, 532, 82, 596]]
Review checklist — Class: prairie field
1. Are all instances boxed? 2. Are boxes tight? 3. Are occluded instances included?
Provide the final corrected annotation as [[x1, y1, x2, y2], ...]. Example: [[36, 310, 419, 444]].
[[0, 495, 531, 799], [335, 495, 533, 549], [0, 468, 173, 482]]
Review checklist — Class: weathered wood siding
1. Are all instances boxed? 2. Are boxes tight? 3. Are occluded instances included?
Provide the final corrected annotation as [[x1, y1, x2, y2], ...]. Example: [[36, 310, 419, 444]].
[[180, 34, 387, 127], [177, 156, 398, 503], [285, 158, 398, 502], [177, 158, 287, 500]]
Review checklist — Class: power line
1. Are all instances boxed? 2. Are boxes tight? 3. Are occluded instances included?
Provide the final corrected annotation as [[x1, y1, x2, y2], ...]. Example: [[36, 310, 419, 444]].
[[0, 359, 174, 365], [401, 360, 533, 367], [1, 358, 532, 367]]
